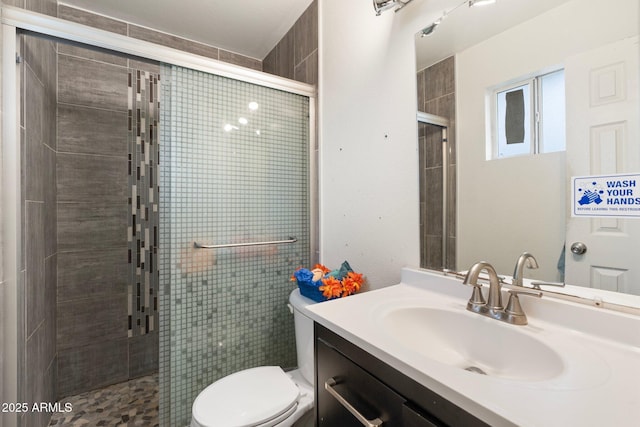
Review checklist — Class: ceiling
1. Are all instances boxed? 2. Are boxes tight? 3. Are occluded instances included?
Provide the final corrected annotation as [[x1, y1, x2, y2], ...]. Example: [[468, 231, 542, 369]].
[[59, 0, 314, 60], [414, 0, 574, 70]]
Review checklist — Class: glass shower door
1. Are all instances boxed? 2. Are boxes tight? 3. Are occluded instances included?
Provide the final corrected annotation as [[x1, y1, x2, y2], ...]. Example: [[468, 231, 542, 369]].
[[158, 64, 312, 426]]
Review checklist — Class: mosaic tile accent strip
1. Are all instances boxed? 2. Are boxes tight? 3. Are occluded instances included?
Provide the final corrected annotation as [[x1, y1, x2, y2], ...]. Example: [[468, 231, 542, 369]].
[[48, 374, 158, 427], [159, 64, 311, 426], [128, 69, 160, 338]]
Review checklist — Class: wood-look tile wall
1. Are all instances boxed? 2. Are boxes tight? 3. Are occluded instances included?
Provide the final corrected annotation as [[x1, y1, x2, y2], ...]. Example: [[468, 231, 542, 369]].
[[263, 0, 318, 85], [417, 57, 457, 270], [57, 5, 262, 72], [13, 0, 59, 425], [55, 36, 162, 399]]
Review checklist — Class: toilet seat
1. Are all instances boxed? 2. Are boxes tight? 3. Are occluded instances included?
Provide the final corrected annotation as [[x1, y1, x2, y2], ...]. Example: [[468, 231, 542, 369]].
[[192, 366, 301, 427]]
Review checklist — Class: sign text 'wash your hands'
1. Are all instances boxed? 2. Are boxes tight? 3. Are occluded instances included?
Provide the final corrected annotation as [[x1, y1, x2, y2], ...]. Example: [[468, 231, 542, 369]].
[[572, 173, 640, 218]]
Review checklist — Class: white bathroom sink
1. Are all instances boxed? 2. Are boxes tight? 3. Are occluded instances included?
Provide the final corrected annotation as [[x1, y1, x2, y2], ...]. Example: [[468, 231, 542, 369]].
[[379, 306, 565, 381]]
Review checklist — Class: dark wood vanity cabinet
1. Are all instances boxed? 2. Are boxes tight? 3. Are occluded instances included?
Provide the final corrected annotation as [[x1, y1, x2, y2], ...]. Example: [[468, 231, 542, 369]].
[[314, 323, 489, 427]]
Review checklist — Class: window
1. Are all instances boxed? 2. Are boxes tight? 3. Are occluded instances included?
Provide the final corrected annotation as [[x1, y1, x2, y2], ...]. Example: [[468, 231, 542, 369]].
[[490, 69, 565, 159]]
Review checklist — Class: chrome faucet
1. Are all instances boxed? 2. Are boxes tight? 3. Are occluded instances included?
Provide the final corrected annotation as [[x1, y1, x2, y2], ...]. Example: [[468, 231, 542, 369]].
[[463, 261, 541, 325], [512, 252, 539, 287]]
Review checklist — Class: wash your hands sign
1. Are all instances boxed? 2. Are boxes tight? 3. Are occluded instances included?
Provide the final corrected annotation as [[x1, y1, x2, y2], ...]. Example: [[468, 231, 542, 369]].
[[572, 173, 640, 218]]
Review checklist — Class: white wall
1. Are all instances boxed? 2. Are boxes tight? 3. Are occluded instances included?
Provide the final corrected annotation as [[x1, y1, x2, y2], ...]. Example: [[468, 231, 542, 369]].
[[317, 0, 637, 287], [318, 0, 446, 289], [456, 0, 638, 280]]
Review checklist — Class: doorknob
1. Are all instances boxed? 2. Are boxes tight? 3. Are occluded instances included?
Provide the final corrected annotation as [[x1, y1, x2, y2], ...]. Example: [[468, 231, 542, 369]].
[[570, 242, 587, 255]]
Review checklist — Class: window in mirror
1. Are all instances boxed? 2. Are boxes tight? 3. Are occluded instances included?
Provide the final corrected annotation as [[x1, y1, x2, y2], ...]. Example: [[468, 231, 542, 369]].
[[491, 69, 565, 159]]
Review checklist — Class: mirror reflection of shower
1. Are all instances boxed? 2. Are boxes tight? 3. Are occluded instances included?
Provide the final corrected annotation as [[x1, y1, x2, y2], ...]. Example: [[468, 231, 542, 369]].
[[418, 113, 454, 271]]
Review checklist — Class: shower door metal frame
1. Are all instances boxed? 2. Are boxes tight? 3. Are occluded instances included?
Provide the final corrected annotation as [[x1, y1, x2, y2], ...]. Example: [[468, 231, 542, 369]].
[[1, 7, 317, 427], [417, 111, 450, 269]]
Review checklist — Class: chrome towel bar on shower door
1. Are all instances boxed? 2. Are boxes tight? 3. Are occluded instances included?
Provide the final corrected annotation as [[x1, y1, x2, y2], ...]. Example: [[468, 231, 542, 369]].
[[193, 237, 297, 249]]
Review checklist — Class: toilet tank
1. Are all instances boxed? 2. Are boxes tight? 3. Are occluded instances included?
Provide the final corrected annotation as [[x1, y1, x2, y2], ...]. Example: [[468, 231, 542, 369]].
[[288, 288, 317, 385]]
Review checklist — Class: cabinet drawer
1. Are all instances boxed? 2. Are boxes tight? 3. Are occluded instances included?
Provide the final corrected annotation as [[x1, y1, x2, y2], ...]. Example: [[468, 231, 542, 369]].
[[317, 337, 405, 426]]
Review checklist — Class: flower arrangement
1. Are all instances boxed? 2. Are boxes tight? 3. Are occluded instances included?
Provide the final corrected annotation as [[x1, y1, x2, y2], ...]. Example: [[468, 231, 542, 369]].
[[291, 261, 365, 302]]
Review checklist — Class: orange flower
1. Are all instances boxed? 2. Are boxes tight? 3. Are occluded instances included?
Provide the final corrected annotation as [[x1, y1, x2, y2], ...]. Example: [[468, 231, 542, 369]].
[[313, 264, 331, 274], [342, 272, 364, 296], [319, 276, 343, 299]]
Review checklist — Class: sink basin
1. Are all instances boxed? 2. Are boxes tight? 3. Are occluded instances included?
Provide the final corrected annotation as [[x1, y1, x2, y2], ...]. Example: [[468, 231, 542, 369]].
[[380, 306, 565, 381]]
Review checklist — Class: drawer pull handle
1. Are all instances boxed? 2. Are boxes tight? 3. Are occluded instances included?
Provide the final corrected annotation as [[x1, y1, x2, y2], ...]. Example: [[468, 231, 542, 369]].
[[325, 378, 383, 427]]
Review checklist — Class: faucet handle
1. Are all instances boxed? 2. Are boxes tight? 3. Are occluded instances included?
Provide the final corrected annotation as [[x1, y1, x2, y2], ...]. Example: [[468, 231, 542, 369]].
[[530, 281, 566, 290], [505, 289, 542, 317], [468, 284, 486, 305]]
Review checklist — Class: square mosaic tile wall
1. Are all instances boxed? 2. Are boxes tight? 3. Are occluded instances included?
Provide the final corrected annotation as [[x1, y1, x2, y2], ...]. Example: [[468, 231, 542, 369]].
[[159, 65, 311, 426]]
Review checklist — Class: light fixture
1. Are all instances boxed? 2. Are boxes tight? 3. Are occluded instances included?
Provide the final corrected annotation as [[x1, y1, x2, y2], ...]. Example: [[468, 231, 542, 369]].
[[418, 0, 496, 37], [248, 101, 259, 111], [373, 0, 414, 16], [238, 117, 248, 125], [420, 17, 442, 37]]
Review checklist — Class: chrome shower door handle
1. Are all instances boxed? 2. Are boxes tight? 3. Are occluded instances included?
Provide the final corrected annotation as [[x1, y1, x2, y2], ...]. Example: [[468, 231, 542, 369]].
[[324, 378, 383, 427], [570, 242, 587, 255]]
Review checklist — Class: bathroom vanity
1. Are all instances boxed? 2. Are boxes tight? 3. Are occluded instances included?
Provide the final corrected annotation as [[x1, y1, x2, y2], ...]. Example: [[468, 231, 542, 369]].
[[307, 268, 640, 426], [315, 323, 487, 426]]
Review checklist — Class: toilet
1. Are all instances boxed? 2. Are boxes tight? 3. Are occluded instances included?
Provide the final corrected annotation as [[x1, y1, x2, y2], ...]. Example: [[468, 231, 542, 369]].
[[191, 288, 316, 427]]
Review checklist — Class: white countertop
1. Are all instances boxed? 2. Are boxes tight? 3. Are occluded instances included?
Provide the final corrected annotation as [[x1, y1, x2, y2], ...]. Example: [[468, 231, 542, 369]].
[[305, 267, 640, 427]]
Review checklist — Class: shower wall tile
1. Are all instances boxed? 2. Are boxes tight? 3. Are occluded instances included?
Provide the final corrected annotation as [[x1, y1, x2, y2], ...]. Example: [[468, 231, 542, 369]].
[[44, 254, 57, 348], [24, 127, 45, 202], [23, 35, 57, 95], [57, 248, 128, 302], [293, 1, 318, 66], [128, 24, 220, 60], [129, 58, 161, 75], [57, 339, 129, 398], [23, 64, 44, 149], [129, 331, 159, 378], [25, 201, 45, 338], [264, 0, 317, 85], [417, 70, 425, 109], [57, 202, 128, 252], [294, 50, 318, 86], [18, 30, 58, 426], [58, 4, 264, 72], [219, 49, 261, 71], [25, 0, 57, 17], [264, 28, 294, 80], [44, 146, 57, 258], [58, 4, 128, 35], [57, 153, 128, 202], [424, 56, 455, 101], [56, 40, 160, 399], [57, 294, 128, 351], [24, 318, 56, 427], [58, 54, 128, 111], [57, 104, 128, 156], [58, 43, 129, 67]]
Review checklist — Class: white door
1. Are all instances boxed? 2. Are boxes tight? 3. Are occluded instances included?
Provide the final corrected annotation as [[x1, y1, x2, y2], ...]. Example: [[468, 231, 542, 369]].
[[564, 36, 640, 295]]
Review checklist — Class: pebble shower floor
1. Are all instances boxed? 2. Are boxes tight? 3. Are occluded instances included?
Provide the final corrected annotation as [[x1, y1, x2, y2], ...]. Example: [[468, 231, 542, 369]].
[[48, 374, 158, 426]]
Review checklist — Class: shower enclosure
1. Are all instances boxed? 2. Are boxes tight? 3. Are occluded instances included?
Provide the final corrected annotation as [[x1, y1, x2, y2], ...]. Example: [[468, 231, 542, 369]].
[[159, 64, 312, 425], [418, 112, 455, 270], [2, 7, 315, 427]]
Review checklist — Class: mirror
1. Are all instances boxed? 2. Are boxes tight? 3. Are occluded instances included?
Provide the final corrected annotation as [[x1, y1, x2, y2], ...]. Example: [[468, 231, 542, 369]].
[[415, 0, 640, 299]]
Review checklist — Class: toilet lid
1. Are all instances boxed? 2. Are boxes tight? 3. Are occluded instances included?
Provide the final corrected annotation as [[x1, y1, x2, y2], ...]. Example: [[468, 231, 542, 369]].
[[192, 366, 300, 427]]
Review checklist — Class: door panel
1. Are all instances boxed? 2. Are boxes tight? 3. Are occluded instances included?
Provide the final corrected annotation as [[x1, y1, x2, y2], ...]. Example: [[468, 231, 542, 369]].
[[564, 36, 640, 294]]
